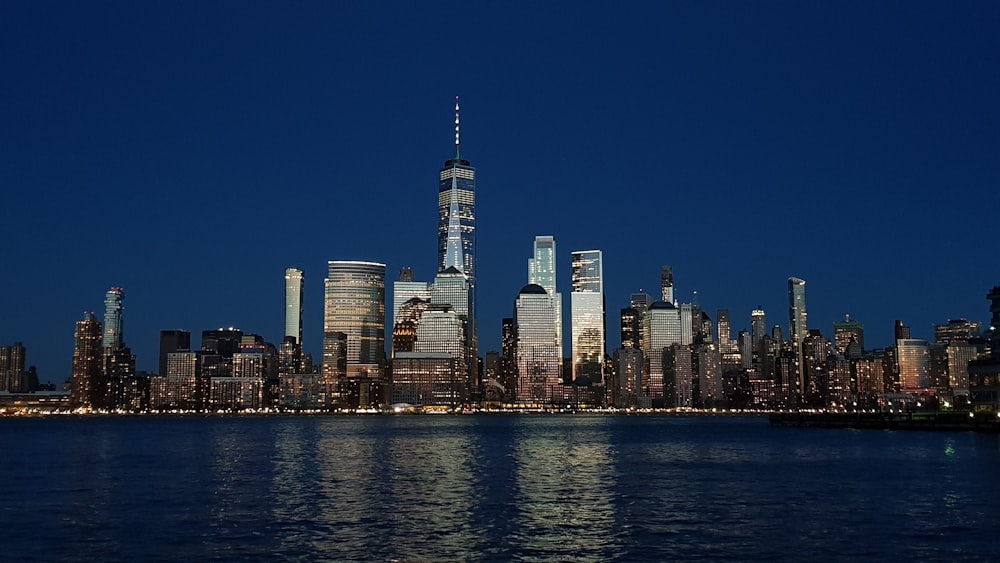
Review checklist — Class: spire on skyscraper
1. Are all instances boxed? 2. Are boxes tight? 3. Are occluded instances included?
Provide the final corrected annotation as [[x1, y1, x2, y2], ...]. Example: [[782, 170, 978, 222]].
[[454, 95, 461, 160]]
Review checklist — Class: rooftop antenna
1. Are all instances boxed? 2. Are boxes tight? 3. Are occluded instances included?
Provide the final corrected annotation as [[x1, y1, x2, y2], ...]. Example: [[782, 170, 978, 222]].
[[454, 95, 460, 160]]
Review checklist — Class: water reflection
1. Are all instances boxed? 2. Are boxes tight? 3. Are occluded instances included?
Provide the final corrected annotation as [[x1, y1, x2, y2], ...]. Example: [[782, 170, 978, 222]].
[[510, 416, 620, 562]]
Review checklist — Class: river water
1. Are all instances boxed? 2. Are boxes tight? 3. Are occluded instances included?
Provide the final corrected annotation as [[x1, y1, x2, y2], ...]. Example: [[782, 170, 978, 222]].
[[2, 414, 997, 561]]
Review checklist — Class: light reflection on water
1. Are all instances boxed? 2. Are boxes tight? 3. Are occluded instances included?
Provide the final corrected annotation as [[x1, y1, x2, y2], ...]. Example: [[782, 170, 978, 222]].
[[2, 415, 1000, 561]]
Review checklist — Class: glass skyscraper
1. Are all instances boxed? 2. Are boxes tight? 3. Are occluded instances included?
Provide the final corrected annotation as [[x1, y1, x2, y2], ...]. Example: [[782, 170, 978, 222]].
[[437, 97, 476, 386], [284, 268, 304, 345], [323, 261, 386, 378], [570, 249, 604, 383], [528, 236, 562, 361], [514, 284, 560, 403], [788, 277, 808, 397], [103, 287, 125, 350], [642, 302, 682, 402]]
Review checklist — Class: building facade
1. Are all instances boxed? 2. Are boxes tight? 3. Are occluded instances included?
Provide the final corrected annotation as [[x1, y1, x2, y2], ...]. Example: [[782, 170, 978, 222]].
[[570, 249, 604, 384], [323, 261, 386, 380]]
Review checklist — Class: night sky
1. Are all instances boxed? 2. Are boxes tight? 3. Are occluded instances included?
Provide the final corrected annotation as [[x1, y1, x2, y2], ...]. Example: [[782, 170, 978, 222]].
[[2, 1, 998, 384]]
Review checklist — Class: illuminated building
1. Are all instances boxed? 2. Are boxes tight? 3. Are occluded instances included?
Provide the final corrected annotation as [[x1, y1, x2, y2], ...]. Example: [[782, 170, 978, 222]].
[[751, 307, 766, 347], [896, 339, 931, 391], [529, 236, 562, 362], [788, 277, 808, 398], [158, 329, 191, 377], [934, 319, 982, 344], [71, 312, 104, 409], [717, 309, 732, 353], [437, 98, 477, 388], [833, 315, 864, 356], [514, 284, 561, 403], [0, 342, 25, 393], [150, 350, 202, 410], [571, 250, 605, 384], [612, 347, 643, 407], [430, 266, 475, 391], [102, 287, 125, 350], [392, 297, 430, 356], [413, 305, 469, 402], [660, 266, 674, 304], [663, 344, 694, 407], [696, 342, 723, 406], [641, 301, 682, 403], [679, 303, 694, 346], [501, 317, 517, 397], [323, 260, 386, 379], [392, 267, 431, 351], [391, 353, 460, 407], [285, 267, 304, 345], [620, 307, 641, 350]]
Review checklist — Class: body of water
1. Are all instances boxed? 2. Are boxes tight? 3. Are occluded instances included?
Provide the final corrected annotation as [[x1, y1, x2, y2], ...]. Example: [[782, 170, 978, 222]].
[[2, 414, 998, 561]]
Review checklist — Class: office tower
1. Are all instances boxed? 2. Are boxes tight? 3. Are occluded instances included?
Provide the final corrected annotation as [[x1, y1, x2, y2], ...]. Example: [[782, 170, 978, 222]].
[[0, 342, 26, 392], [896, 339, 931, 391], [324, 261, 386, 379], [393, 268, 431, 342], [501, 317, 517, 399], [571, 250, 605, 383], [514, 284, 561, 403], [739, 330, 753, 370], [833, 315, 864, 356], [788, 277, 808, 398], [751, 307, 766, 346], [641, 301, 682, 403], [529, 236, 562, 361], [392, 297, 430, 356], [894, 320, 911, 340], [696, 342, 723, 406], [285, 268, 304, 345], [201, 328, 243, 359], [71, 312, 104, 409], [431, 266, 475, 392], [103, 287, 125, 350], [621, 307, 641, 350], [631, 292, 654, 311], [159, 330, 191, 377], [613, 347, 643, 408], [437, 97, 477, 383], [934, 319, 982, 343], [660, 266, 674, 304], [152, 350, 202, 410], [321, 331, 348, 380], [717, 309, 731, 353], [411, 305, 469, 403], [679, 303, 694, 346]]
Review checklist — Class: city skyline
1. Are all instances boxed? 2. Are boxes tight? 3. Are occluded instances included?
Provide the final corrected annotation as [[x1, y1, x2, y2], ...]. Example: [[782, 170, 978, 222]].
[[2, 2, 998, 382]]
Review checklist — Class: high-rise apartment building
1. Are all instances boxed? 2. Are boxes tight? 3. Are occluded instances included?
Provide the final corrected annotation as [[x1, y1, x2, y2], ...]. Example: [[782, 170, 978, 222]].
[[896, 338, 931, 391], [529, 236, 562, 361], [285, 268, 304, 345], [323, 261, 386, 379], [71, 312, 104, 409], [717, 309, 732, 353], [514, 284, 561, 403], [437, 97, 477, 379], [103, 287, 125, 350], [788, 277, 808, 398], [571, 250, 605, 383], [0, 342, 26, 392]]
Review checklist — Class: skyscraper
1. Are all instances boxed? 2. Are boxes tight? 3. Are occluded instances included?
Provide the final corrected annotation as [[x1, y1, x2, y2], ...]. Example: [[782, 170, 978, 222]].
[[751, 307, 766, 347], [717, 309, 732, 353], [642, 301, 682, 403], [71, 312, 104, 409], [788, 277, 808, 398], [833, 315, 864, 356], [660, 266, 674, 304], [437, 97, 477, 380], [514, 284, 560, 403], [529, 236, 562, 361], [159, 329, 191, 377], [392, 267, 431, 337], [571, 250, 605, 383], [323, 261, 386, 379], [285, 267, 304, 345], [103, 287, 125, 350]]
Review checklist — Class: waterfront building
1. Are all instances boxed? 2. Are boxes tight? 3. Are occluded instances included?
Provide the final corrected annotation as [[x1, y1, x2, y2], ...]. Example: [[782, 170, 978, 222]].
[[833, 315, 864, 356], [946, 343, 979, 395], [102, 287, 125, 350], [969, 286, 1000, 412], [501, 317, 517, 398], [529, 236, 562, 362], [514, 284, 561, 404], [430, 267, 475, 390], [158, 330, 191, 377], [0, 342, 26, 393], [149, 350, 202, 410], [104, 347, 141, 411], [571, 250, 605, 384], [391, 353, 460, 407], [641, 301, 682, 404], [696, 342, 723, 407], [612, 347, 643, 408], [664, 344, 694, 407], [323, 261, 386, 381], [660, 266, 674, 304], [412, 305, 469, 402], [71, 312, 104, 409], [896, 339, 931, 391], [788, 277, 808, 398]]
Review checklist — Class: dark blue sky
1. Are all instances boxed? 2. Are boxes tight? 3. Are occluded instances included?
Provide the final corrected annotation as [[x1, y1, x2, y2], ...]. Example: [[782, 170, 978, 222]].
[[2, 1, 998, 383]]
